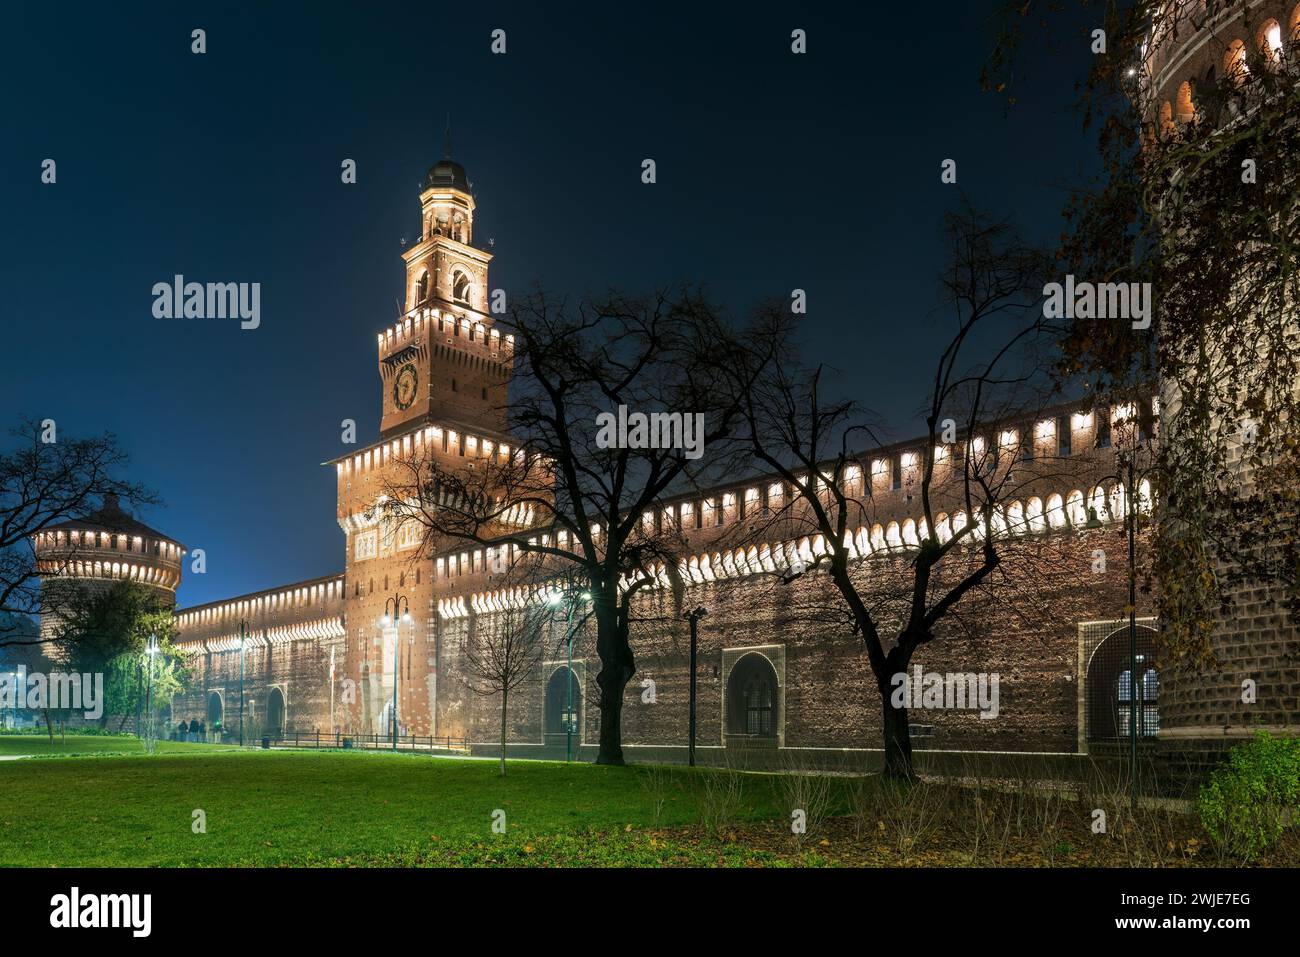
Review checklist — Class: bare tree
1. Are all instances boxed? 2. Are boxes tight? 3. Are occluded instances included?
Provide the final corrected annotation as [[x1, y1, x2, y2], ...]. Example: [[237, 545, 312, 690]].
[[463, 599, 549, 776], [722, 202, 1065, 780], [0, 418, 154, 646], [381, 286, 772, 764]]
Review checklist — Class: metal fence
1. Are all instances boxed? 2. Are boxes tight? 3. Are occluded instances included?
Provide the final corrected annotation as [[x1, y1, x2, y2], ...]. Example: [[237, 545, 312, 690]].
[[235, 730, 468, 752]]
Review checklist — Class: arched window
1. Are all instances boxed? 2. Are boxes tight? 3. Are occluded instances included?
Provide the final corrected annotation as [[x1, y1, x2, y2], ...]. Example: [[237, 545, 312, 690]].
[[1223, 39, 1247, 83], [1258, 18, 1283, 63], [1085, 626, 1160, 742], [1066, 490, 1087, 526], [1115, 660, 1160, 737], [726, 653, 778, 737], [416, 271, 429, 304], [452, 272, 471, 303], [1045, 493, 1066, 529], [1159, 100, 1174, 137], [1026, 497, 1045, 532], [1175, 80, 1196, 124]]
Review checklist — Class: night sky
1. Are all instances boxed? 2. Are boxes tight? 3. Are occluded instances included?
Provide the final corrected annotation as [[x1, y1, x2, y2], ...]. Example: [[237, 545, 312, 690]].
[[1, 2, 1097, 607]]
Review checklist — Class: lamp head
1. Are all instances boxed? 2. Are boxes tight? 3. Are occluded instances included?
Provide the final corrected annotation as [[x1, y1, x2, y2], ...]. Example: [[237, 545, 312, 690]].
[[402, 611, 412, 624], [547, 591, 563, 607], [380, 614, 392, 627]]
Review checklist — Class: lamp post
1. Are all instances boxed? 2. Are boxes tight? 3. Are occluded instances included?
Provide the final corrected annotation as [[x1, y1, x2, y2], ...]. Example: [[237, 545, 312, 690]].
[[549, 588, 591, 763], [144, 634, 159, 748], [1086, 406, 1156, 810], [381, 595, 411, 751], [238, 618, 249, 747], [683, 607, 708, 767]]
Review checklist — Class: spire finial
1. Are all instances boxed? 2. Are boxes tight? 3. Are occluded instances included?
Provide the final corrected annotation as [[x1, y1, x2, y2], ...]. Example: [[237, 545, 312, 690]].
[[443, 112, 452, 159]]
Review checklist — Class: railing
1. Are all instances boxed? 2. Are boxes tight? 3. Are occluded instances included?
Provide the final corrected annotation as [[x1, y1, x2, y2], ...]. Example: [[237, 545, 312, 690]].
[[238, 730, 468, 752]]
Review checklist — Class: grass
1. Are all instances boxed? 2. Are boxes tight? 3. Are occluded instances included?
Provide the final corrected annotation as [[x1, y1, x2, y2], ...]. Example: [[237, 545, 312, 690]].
[[0, 736, 802, 867], [4, 735, 1295, 868], [0, 733, 231, 759]]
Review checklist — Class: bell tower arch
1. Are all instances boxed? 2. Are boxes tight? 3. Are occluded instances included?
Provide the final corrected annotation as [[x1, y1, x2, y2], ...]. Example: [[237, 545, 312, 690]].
[[378, 134, 511, 439]]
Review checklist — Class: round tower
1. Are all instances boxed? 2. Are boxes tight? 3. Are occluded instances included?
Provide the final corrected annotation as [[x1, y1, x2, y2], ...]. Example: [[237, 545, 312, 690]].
[[32, 494, 185, 648], [1141, 0, 1300, 748]]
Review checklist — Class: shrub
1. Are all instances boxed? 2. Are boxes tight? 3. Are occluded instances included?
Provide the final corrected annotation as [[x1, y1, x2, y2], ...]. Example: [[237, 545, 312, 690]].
[[1198, 731, 1300, 859]]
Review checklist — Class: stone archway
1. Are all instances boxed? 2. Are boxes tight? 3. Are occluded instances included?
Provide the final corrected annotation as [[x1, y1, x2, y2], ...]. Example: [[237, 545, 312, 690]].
[[206, 691, 223, 727], [266, 687, 286, 737], [544, 666, 580, 734]]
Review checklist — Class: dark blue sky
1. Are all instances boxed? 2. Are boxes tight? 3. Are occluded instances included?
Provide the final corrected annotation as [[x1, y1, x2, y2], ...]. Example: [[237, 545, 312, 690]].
[[1, 2, 1096, 607]]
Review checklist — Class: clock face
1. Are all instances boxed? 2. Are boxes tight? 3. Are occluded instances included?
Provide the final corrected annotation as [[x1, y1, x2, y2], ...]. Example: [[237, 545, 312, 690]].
[[393, 364, 418, 410]]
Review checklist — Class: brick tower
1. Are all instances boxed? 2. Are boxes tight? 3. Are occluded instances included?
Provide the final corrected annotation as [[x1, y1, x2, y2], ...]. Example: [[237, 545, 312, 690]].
[[336, 142, 516, 738], [1143, 0, 1300, 750]]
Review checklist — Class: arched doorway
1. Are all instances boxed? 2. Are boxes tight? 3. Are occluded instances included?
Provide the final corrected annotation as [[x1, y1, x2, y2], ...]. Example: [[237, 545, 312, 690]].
[[726, 653, 779, 738], [378, 700, 396, 739], [544, 667, 580, 733], [206, 691, 223, 727], [266, 687, 286, 737], [1085, 625, 1161, 742]]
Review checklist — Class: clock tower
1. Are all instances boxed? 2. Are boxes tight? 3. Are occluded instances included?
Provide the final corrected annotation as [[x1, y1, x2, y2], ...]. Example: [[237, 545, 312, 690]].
[[377, 139, 511, 439]]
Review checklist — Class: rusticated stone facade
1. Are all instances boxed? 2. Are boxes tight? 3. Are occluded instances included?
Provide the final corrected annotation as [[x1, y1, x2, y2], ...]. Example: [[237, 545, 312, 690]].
[[1142, 0, 1300, 746]]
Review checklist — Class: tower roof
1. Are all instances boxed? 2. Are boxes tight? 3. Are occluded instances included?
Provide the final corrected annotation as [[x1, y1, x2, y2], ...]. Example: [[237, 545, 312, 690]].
[[424, 157, 470, 192], [43, 494, 182, 548], [424, 117, 470, 192]]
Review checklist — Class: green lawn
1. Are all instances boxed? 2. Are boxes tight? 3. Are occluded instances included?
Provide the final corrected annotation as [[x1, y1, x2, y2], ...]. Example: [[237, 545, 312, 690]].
[[0, 736, 805, 867], [0, 733, 232, 758]]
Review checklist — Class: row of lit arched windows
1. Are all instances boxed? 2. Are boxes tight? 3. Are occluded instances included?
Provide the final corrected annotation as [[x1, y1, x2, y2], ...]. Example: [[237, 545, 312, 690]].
[[1158, 8, 1300, 134], [435, 479, 1155, 617]]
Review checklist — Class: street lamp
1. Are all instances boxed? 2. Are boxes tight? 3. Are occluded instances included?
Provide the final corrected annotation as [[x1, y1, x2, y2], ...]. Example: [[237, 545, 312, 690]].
[[549, 588, 591, 763], [144, 634, 160, 747], [381, 595, 411, 751], [683, 607, 708, 767], [1086, 405, 1157, 809]]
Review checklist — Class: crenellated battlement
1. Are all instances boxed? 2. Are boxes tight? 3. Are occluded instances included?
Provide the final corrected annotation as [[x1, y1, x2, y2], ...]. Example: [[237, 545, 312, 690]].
[[174, 573, 346, 651], [377, 305, 513, 365]]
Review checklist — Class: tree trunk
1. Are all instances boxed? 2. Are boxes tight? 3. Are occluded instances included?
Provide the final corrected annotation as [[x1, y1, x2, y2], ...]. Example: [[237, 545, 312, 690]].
[[882, 696, 916, 782], [880, 646, 918, 782], [593, 610, 635, 766], [595, 670, 630, 765], [499, 689, 508, 777]]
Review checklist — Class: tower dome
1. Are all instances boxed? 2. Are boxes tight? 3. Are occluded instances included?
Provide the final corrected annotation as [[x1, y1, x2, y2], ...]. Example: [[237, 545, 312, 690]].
[[424, 157, 470, 192]]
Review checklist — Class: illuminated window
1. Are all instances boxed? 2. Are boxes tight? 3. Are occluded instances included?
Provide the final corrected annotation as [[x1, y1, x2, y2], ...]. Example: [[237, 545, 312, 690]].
[[396, 521, 420, 551], [1259, 19, 1283, 62], [1175, 80, 1196, 124], [354, 530, 377, 561]]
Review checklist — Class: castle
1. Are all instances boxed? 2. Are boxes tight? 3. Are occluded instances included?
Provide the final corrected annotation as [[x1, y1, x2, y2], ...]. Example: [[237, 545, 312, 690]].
[[32, 1, 1300, 764], [148, 149, 1172, 765]]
